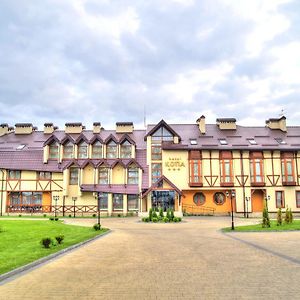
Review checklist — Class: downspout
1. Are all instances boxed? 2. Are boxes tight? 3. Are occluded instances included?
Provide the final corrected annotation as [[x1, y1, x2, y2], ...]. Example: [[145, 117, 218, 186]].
[[0, 169, 4, 216], [240, 151, 246, 217]]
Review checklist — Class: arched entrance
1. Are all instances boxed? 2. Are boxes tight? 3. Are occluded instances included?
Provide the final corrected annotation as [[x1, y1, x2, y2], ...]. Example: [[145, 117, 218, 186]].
[[251, 189, 265, 212]]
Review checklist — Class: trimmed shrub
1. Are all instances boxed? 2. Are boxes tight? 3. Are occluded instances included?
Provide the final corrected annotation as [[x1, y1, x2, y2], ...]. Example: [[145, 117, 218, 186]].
[[163, 216, 169, 223], [55, 217, 59, 221], [173, 217, 178, 223], [289, 208, 293, 224], [18, 214, 22, 217], [49, 217, 54, 221], [277, 208, 282, 226], [92, 214, 96, 218], [284, 206, 290, 224], [117, 214, 121, 218], [166, 209, 171, 221], [144, 217, 149, 222], [170, 209, 175, 221], [41, 238, 52, 248], [55, 235, 64, 244], [152, 217, 158, 223], [43, 214, 47, 218], [68, 214, 72, 218], [262, 205, 270, 228], [177, 217, 182, 222], [93, 223, 101, 231], [152, 210, 158, 219], [149, 208, 153, 221], [159, 208, 164, 218]]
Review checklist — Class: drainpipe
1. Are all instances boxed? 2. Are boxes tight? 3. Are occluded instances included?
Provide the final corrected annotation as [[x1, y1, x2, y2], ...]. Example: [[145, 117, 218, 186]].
[[0, 169, 4, 216]]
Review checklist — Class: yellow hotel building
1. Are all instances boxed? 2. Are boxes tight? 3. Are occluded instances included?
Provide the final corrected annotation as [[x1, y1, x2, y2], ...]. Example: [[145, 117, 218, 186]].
[[0, 116, 300, 217]]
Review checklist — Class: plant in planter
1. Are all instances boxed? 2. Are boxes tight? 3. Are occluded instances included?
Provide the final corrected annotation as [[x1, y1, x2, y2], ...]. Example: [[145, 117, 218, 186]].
[[41, 238, 52, 248]]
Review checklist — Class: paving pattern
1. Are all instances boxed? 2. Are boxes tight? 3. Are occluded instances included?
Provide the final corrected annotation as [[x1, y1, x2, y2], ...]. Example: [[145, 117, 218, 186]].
[[0, 217, 300, 299]]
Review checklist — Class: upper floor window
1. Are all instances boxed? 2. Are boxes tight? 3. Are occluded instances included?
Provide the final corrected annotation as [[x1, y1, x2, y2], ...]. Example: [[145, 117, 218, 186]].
[[8, 170, 21, 179], [220, 151, 233, 186], [99, 167, 109, 184], [281, 152, 295, 185], [128, 167, 138, 184], [92, 141, 102, 159], [38, 171, 51, 180], [151, 163, 162, 184], [189, 151, 202, 186], [120, 141, 132, 158], [250, 152, 264, 186], [69, 167, 79, 185], [106, 141, 117, 158], [63, 141, 74, 159], [78, 141, 88, 159], [49, 142, 59, 159], [276, 191, 285, 208], [151, 143, 162, 160]]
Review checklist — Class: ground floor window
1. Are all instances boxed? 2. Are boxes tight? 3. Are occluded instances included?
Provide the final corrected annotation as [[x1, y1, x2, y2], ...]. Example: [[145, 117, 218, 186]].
[[151, 190, 175, 211], [276, 191, 285, 208], [193, 192, 205, 206], [128, 194, 139, 210], [296, 191, 300, 208], [113, 194, 123, 210], [214, 192, 225, 205], [9, 192, 42, 206], [98, 193, 108, 210]]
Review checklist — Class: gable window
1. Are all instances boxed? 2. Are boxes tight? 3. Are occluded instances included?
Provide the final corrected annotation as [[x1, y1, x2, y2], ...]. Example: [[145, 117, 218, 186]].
[[296, 191, 300, 208], [250, 152, 264, 186], [99, 167, 109, 184], [276, 191, 285, 208], [63, 141, 74, 159], [281, 152, 296, 185], [128, 167, 138, 184], [120, 140, 132, 158], [69, 168, 79, 185], [38, 172, 51, 180], [151, 126, 174, 161], [8, 170, 21, 179], [49, 142, 59, 159], [151, 163, 162, 184], [78, 141, 88, 159], [92, 141, 102, 159], [220, 151, 233, 186], [189, 151, 202, 187], [106, 141, 117, 158]]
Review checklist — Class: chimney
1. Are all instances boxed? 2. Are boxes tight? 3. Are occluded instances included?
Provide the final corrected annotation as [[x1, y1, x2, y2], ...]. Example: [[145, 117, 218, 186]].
[[93, 122, 101, 134], [15, 123, 33, 135], [44, 123, 54, 134], [216, 118, 236, 130], [266, 116, 287, 132], [0, 123, 8, 136], [65, 122, 83, 134], [116, 122, 134, 133], [196, 115, 206, 134]]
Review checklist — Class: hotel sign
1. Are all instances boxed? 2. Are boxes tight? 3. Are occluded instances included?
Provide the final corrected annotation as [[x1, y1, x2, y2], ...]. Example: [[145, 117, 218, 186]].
[[165, 157, 185, 171]]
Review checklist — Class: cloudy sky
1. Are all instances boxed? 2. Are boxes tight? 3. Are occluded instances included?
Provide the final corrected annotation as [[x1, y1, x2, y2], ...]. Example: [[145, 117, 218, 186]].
[[0, 0, 299, 130]]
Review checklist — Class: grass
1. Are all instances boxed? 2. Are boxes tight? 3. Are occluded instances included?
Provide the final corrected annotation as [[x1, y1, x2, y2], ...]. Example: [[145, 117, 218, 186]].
[[0, 220, 108, 275], [223, 220, 300, 232]]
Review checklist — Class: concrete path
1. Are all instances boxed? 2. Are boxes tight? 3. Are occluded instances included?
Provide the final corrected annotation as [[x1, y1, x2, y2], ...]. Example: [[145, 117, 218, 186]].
[[0, 217, 300, 299]]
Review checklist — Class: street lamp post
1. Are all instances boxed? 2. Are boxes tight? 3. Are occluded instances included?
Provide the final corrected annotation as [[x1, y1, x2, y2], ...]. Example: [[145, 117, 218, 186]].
[[72, 197, 77, 218], [53, 195, 59, 218], [265, 195, 270, 211], [97, 193, 101, 227], [245, 196, 250, 218], [226, 190, 236, 230]]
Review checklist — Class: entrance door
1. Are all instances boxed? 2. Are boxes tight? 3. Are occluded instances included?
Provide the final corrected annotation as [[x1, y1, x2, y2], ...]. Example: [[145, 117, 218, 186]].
[[252, 190, 265, 212], [151, 190, 175, 211]]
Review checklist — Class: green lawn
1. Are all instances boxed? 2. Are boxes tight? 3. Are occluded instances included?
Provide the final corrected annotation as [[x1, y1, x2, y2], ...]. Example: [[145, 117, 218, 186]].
[[0, 220, 108, 275], [223, 220, 300, 232]]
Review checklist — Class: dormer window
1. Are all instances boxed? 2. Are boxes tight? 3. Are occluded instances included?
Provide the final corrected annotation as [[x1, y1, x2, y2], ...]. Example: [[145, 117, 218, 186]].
[[151, 127, 173, 141], [106, 141, 117, 158], [219, 139, 228, 145], [92, 141, 102, 159], [120, 140, 132, 158], [248, 139, 257, 145], [78, 141, 88, 159], [63, 141, 74, 159], [49, 141, 59, 159]]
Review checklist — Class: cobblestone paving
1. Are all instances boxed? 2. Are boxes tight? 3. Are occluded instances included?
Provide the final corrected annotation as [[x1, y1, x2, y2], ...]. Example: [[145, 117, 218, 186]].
[[0, 217, 300, 299]]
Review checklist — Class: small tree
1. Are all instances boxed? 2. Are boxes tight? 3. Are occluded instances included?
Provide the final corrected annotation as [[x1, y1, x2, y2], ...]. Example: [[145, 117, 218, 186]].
[[159, 208, 164, 218], [166, 209, 172, 221], [262, 205, 270, 228], [277, 208, 282, 226], [170, 209, 175, 221], [149, 208, 153, 221], [284, 206, 290, 224]]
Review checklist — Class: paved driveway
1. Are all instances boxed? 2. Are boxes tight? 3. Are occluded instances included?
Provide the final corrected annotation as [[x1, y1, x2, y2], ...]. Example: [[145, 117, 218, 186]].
[[0, 217, 300, 299]]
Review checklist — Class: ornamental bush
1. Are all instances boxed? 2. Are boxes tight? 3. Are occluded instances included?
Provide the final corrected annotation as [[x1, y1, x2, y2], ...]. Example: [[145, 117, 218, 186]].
[[289, 208, 293, 223], [159, 208, 164, 218], [149, 208, 153, 221], [152, 217, 158, 223], [55, 235, 64, 244], [49, 217, 54, 221], [55, 217, 59, 221], [93, 223, 101, 231], [170, 209, 175, 221], [166, 209, 171, 221], [152, 210, 158, 219], [163, 216, 169, 223], [262, 206, 270, 228], [41, 238, 52, 248], [285, 206, 290, 224], [277, 208, 282, 226]]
